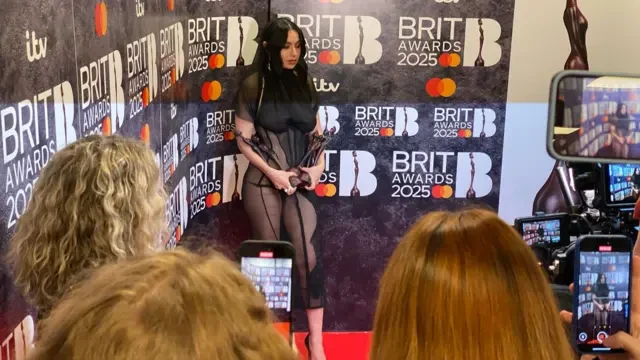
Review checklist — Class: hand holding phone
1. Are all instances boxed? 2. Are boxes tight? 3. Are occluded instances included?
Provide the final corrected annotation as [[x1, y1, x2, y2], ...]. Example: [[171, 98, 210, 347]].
[[574, 235, 633, 354]]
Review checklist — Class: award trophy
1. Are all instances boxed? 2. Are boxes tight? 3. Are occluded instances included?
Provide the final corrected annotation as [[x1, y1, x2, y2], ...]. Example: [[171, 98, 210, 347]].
[[236, 17, 245, 66], [466, 153, 477, 199], [563, 0, 589, 70], [350, 151, 361, 197], [474, 19, 485, 67], [232, 154, 241, 201], [354, 16, 366, 65], [235, 130, 332, 189], [479, 108, 486, 139], [402, 107, 409, 137]]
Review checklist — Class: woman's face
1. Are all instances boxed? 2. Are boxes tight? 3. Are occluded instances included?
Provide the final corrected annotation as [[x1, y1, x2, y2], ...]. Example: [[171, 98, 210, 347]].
[[621, 104, 628, 115], [599, 275, 606, 283], [280, 30, 301, 70]]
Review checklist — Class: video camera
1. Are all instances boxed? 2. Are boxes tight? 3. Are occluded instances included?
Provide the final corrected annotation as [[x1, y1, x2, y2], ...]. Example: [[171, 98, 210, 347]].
[[525, 70, 640, 285]]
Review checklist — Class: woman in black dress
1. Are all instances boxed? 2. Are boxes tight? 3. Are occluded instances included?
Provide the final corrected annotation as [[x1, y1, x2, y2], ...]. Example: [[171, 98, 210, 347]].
[[592, 273, 610, 328], [233, 18, 326, 360]]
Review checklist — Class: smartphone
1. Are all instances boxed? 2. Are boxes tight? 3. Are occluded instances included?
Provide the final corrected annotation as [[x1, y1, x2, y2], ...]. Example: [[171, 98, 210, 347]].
[[238, 240, 294, 345], [573, 235, 633, 354]]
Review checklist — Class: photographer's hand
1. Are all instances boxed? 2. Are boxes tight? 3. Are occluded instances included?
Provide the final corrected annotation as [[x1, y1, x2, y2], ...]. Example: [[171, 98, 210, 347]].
[[579, 332, 640, 360]]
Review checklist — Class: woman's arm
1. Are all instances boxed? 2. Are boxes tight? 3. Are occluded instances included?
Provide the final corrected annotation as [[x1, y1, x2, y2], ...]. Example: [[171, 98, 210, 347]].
[[313, 115, 325, 169], [236, 117, 276, 176]]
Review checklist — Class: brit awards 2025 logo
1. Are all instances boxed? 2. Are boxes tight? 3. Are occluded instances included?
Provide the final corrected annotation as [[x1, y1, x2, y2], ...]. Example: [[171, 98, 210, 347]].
[[187, 16, 260, 102], [206, 109, 236, 144], [391, 151, 492, 199], [189, 156, 223, 216], [166, 177, 188, 248], [353, 106, 419, 137], [162, 117, 198, 182], [222, 153, 249, 203], [277, 14, 382, 65], [1, 81, 77, 229], [78, 51, 125, 136], [316, 150, 377, 197], [396, 17, 504, 97], [125, 33, 158, 120], [432, 107, 497, 139], [159, 22, 186, 95], [1, 315, 35, 360]]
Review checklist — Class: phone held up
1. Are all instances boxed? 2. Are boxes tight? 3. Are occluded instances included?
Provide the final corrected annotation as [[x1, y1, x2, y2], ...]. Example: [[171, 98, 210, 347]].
[[238, 240, 295, 345], [573, 235, 633, 354]]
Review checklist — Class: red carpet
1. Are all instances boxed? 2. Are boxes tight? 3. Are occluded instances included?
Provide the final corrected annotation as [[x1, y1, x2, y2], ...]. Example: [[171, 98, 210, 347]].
[[294, 332, 371, 360]]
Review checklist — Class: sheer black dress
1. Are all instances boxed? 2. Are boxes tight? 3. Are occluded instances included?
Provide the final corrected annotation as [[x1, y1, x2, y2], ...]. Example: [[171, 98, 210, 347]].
[[233, 70, 325, 309]]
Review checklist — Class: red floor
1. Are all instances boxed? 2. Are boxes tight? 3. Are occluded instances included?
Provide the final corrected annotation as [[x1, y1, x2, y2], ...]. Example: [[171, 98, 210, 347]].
[[293, 332, 371, 360]]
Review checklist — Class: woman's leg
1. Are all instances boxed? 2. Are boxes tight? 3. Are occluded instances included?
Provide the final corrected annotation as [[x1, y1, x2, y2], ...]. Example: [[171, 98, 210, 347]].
[[283, 193, 325, 360], [243, 183, 282, 240]]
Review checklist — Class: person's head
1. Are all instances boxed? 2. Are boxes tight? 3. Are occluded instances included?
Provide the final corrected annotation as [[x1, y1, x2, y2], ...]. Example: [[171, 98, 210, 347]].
[[258, 18, 307, 73], [6, 135, 167, 317], [370, 208, 573, 360], [618, 102, 628, 116], [28, 249, 297, 360], [598, 273, 607, 284], [634, 168, 639, 175]]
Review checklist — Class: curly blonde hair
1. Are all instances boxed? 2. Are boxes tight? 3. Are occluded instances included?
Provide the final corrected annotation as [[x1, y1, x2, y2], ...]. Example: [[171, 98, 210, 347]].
[[29, 249, 298, 360], [5, 135, 167, 318]]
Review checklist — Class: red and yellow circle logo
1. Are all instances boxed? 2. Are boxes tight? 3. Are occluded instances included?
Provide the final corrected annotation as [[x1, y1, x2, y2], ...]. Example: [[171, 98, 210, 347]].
[[140, 124, 150, 145], [223, 131, 236, 141], [380, 128, 394, 137], [319, 50, 341, 65], [142, 87, 149, 107], [425, 78, 456, 98], [201, 81, 222, 102], [432, 185, 453, 199], [315, 183, 337, 197], [438, 53, 461, 68], [209, 54, 225, 69], [457, 129, 472, 138], [175, 225, 181, 243], [167, 0, 175, 11], [170, 67, 176, 85], [206, 192, 222, 207], [102, 116, 111, 136], [94, 1, 108, 37]]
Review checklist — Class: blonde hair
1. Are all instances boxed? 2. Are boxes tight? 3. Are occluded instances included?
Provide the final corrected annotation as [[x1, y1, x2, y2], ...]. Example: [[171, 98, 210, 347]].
[[28, 249, 298, 360], [370, 208, 574, 360], [5, 135, 167, 317]]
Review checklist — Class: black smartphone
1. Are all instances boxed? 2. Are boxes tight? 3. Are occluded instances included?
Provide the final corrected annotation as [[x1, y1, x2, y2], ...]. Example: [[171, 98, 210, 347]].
[[514, 213, 570, 248], [238, 240, 295, 345], [573, 235, 633, 354]]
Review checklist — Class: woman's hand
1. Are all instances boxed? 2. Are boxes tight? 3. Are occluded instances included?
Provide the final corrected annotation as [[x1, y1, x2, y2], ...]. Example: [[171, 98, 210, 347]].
[[267, 169, 298, 195], [300, 165, 324, 191], [580, 332, 640, 360]]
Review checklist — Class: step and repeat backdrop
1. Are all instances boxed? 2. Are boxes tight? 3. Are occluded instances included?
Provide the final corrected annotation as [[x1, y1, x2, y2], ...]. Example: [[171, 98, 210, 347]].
[[0, 0, 524, 355]]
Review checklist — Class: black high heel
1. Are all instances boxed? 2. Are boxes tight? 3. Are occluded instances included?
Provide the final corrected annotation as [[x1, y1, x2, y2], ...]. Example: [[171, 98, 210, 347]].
[[305, 333, 312, 360]]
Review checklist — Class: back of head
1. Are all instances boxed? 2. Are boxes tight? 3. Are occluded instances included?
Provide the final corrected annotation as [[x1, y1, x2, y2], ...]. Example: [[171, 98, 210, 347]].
[[28, 249, 297, 360], [371, 208, 573, 360], [5, 135, 167, 317]]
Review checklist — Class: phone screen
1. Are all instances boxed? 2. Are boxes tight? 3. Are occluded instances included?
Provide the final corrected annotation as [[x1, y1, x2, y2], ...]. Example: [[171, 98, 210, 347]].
[[576, 246, 631, 352], [606, 164, 640, 206], [240, 255, 293, 342], [521, 219, 562, 246]]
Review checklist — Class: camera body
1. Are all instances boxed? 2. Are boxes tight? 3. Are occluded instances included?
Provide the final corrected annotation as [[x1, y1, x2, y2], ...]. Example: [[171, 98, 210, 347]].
[[523, 162, 639, 285]]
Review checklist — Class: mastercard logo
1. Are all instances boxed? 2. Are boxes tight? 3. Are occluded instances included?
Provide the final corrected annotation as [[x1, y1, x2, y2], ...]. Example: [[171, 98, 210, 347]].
[[432, 185, 453, 199], [457, 129, 472, 138], [167, 0, 175, 11], [208, 54, 225, 69], [185, 144, 190, 155], [170, 67, 176, 85], [425, 78, 456, 98], [206, 192, 222, 207], [142, 87, 150, 107], [578, 127, 584, 135], [175, 225, 181, 243], [94, 1, 108, 37], [630, 92, 637, 100], [602, 116, 608, 123], [319, 50, 341, 65], [201, 81, 222, 102], [315, 183, 337, 197], [438, 53, 460, 68], [379, 128, 394, 136], [102, 116, 111, 136], [223, 131, 236, 141], [319, 0, 343, 3], [140, 123, 150, 145], [169, 163, 175, 175]]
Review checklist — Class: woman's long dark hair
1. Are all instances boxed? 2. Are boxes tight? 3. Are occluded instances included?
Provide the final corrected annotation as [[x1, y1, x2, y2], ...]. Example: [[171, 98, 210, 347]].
[[253, 18, 310, 84]]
